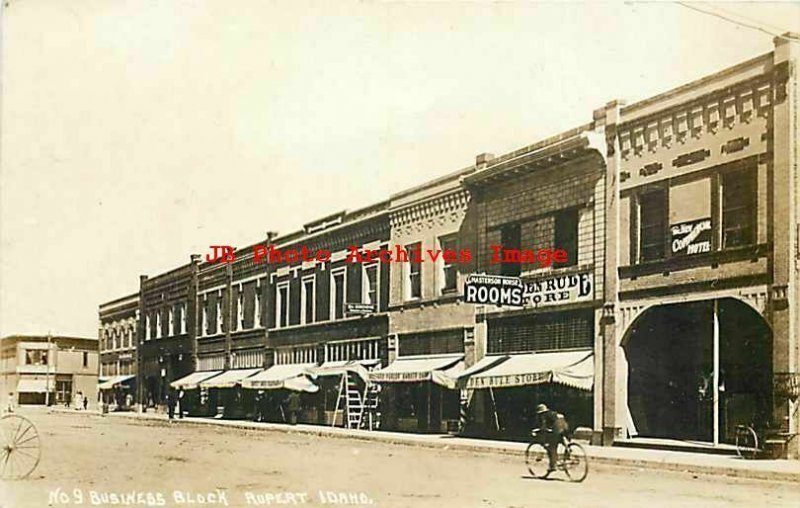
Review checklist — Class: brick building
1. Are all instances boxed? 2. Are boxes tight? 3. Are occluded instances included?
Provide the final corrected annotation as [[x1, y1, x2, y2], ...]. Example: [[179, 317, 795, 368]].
[[99, 35, 799, 457], [98, 294, 138, 407]]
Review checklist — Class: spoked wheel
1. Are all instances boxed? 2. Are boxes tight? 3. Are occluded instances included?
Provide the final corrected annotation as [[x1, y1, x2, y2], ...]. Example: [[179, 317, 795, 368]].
[[562, 442, 589, 482], [735, 425, 759, 460], [524, 442, 550, 478], [0, 414, 42, 480]]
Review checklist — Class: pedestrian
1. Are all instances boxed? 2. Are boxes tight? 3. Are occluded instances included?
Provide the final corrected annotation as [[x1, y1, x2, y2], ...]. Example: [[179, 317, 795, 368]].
[[177, 389, 185, 418], [286, 391, 301, 425], [166, 390, 175, 420], [6, 392, 14, 413], [83, 396, 88, 411]]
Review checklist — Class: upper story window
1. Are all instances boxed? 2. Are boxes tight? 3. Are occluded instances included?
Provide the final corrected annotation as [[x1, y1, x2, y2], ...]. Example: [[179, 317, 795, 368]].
[[554, 208, 579, 267], [145, 314, 152, 341], [25, 350, 48, 366], [236, 286, 245, 331], [363, 264, 379, 307], [638, 188, 667, 262], [255, 283, 263, 328], [301, 276, 315, 325], [83, 351, 88, 368], [500, 223, 521, 277], [721, 168, 756, 249], [276, 282, 290, 328], [331, 269, 346, 320], [201, 297, 209, 336], [215, 291, 224, 334], [155, 310, 162, 339], [180, 303, 187, 335], [168, 307, 175, 336], [405, 242, 422, 299], [439, 236, 458, 293]]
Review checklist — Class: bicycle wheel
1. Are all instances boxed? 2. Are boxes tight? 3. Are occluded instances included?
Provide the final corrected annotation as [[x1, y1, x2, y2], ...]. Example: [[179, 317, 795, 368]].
[[0, 414, 42, 480], [735, 425, 759, 460], [563, 442, 589, 482], [525, 442, 550, 478]]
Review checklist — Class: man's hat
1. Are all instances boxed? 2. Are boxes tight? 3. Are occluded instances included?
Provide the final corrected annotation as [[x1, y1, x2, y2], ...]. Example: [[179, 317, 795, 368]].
[[536, 403, 549, 414]]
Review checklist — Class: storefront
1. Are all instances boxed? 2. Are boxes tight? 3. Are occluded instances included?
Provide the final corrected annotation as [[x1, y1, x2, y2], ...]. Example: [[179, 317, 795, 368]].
[[622, 298, 772, 444], [197, 368, 262, 419], [170, 370, 223, 416], [15, 378, 49, 405], [370, 353, 463, 433], [309, 359, 381, 428], [241, 363, 319, 423], [98, 374, 136, 409], [458, 349, 594, 439]]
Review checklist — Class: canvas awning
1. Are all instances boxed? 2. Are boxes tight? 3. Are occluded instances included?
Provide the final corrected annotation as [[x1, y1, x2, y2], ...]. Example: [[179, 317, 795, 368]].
[[98, 375, 136, 391], [369, 354, 464, 389], [242, 363, 318, 392], [309, 359, 381, 382], [458, 350, 593, 390], [16, 379, 49, 393], [199, 368, 262, 389], [170, 370, 223, 390]]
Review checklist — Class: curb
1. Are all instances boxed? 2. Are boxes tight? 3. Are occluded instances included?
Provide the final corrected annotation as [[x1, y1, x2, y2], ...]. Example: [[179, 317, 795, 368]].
[[53, 408, 800, 483]]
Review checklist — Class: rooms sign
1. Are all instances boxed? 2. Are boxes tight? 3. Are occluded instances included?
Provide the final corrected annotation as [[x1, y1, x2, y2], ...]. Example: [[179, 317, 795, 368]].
[[464, 271, 593, 308], [671, 218, 712, 256]]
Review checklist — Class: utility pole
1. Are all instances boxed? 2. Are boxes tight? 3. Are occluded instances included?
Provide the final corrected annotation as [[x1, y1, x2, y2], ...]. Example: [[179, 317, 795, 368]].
[[45, 332, 52, 406]]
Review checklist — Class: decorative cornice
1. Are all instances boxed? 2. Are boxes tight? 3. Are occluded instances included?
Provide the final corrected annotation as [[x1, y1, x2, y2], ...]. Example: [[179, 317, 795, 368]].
[[390, 189, 470, 230]]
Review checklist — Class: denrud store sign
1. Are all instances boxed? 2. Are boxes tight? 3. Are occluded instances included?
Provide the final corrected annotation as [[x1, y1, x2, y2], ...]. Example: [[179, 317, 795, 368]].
[[464, 270, 593, 308]]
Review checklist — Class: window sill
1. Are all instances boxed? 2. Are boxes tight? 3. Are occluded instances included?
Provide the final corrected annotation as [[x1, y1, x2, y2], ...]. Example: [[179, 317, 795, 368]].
[[620, 243, 768, 279]]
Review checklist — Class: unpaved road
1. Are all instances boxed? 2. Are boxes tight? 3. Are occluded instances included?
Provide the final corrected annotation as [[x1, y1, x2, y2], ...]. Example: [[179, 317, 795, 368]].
[[0, 409, 796, 508]]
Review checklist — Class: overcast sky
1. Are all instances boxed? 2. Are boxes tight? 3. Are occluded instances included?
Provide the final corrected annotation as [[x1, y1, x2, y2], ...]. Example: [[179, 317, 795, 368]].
[[1, 1, 798, 338]]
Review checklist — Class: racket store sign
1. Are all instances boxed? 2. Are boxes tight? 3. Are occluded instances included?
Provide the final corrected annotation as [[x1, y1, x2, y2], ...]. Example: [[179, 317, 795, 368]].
[[463, 271, 593, 308]]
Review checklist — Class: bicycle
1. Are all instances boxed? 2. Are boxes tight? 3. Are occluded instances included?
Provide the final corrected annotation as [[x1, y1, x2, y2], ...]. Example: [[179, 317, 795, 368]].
[[525, 430, 589, 482], [734, 423, 760, 460]]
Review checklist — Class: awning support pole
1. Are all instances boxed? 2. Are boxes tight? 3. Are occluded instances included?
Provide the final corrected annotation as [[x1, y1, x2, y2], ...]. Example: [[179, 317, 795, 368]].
[[713, 299, 720, 446], [489, 387, 500, 431]]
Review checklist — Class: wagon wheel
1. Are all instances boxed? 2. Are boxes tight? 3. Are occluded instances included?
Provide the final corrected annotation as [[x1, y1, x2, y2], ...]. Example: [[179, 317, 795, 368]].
[[0, 414, 41, 480]]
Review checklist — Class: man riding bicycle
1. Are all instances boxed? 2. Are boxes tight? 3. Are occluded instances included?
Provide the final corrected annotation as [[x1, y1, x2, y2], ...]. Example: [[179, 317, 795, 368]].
[[531, 403, 569, 473]]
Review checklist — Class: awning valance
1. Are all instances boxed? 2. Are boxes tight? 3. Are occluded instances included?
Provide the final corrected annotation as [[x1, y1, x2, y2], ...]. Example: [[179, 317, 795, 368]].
[[369, 354, 463, 388], [242, 363, 318, 392], [458, 350, 594, 391], [199, 368, 262, 389], [16, 379, 49, 393], [98, 375, 136, 391], [170, 371, 222, 390], [309, 359, 381, 382]]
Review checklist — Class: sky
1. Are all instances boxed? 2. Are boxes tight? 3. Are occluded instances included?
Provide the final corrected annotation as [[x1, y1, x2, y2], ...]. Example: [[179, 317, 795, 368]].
[[1, 1, 799, 338]]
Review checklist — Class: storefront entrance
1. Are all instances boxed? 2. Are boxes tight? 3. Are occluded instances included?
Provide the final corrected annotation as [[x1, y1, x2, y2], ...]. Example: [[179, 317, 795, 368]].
[[623, 298, 772, 444]]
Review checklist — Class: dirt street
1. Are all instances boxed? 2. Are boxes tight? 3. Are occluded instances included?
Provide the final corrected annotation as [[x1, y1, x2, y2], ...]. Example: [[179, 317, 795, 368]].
[[0, 409, 795, 508]]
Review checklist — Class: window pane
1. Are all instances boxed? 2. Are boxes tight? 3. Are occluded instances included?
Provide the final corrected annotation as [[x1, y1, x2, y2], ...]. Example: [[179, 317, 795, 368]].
[[500, 223, 521, 277], [334, 274, 345, 319], [555, 208, 579, 267], [639, 190, 666, 262], [366, 266, 378, 305], [303, 280, 314, 324], [406, 243, 422, 298], [722, 169, 756, 248]]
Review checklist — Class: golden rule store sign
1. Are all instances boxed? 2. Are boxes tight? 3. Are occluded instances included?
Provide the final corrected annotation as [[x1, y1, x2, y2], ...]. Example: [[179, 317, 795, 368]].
[[464, 271, 593, 308]]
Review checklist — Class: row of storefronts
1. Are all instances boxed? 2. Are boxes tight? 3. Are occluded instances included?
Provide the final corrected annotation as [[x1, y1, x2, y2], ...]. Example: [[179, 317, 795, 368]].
[[99, 37, 799, 457]]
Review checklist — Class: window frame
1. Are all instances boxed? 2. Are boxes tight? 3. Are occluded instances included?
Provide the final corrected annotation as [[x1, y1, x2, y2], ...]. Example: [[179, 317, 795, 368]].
[[405, 242, 422, 300], [330, 267, 347, 320], [276, 281, 290, 329], [301, 275, 316, 326]]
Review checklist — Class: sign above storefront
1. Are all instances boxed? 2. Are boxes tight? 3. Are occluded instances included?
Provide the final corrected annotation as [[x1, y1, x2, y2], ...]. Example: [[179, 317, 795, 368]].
[[464, 271, 593, 308], [346, 302, 377, 315], [671, 218, 712, 256]]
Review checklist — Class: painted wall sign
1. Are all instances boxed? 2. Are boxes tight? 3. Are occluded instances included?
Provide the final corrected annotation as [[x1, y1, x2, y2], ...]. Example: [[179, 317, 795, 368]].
[[464, 271, 593, 308], [671, 218, 712, 256]]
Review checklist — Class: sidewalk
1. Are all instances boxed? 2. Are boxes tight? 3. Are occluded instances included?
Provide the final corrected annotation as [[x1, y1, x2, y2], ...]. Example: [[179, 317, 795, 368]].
[[53, 407, 800, 483]]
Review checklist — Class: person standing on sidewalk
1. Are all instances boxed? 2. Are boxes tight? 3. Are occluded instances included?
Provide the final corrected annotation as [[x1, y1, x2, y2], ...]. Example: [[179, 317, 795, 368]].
[[166, 390, 175, 420], [177, 389, 185, 418], [286, 392, 300, 425], [83, 396, 88, 411]]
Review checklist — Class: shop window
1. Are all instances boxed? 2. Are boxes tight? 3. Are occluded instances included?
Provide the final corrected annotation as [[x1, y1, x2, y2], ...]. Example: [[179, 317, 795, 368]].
[[364, 264, 379, 307], [301, 276, 315, 325], [500, 223, 521, 277], [721, 168, 756, 249], [554, 208, 579, 267], [638, 189, 667, 262], [487, 310, 593, 354], [331, 269, 346, 320], [399, 330, 465, 357], [276, 283, 290, 328], [439, 236, 458, 293], [406, 242, 422, 299]]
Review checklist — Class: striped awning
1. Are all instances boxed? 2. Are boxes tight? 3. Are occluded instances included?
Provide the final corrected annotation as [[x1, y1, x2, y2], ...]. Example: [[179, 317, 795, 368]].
[[170, 371, 223, 390], [369, 354, 464, 389], [199, 368, 262, 389], [457, 350, 593, 390], [98, 375, 136, 390], [242, 363, 318, 392]]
